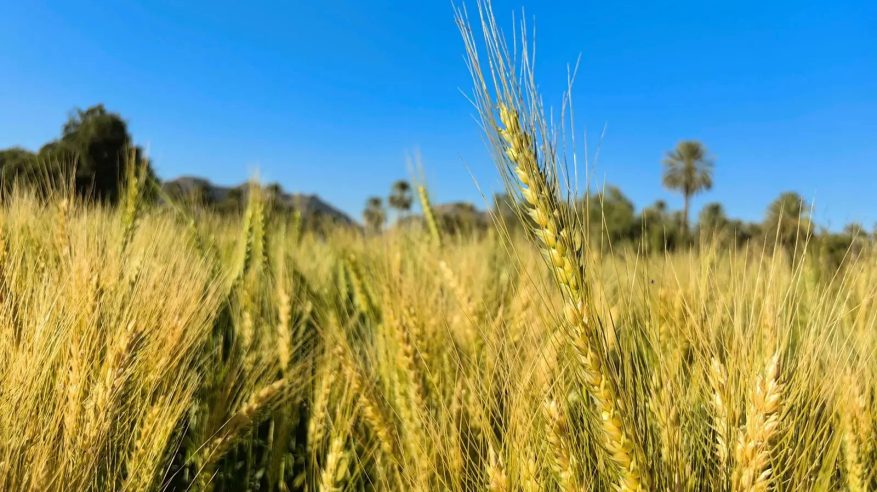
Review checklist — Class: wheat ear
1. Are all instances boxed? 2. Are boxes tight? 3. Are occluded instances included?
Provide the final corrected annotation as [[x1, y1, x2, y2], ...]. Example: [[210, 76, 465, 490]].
[[733, 352, 782, 492], [319, 434, 349, 492], [709, 357, 731, 473], [276, 279, 292, 372], [840, 375, 871, 492], [200, 378, 289, 472], [309, 358, 338, 452], [841, 415, 866, 492], [120, 148, 145, 251], [543, 398, 580, 491], [498, 104, 647, 491], [417, 185, 442, 246], [339, 350, 397, 459], [486, 443, 509, 492]]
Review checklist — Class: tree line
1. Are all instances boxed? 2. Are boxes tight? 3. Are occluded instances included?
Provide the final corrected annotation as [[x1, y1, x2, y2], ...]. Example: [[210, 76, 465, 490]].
[[0, 105, 155, 202], [0, 104, 870, 267], [365, 141, 872, 267]]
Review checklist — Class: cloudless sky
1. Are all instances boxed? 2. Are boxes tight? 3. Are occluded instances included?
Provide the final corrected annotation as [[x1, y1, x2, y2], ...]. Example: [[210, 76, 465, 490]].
[[1, 0, 875, 228]]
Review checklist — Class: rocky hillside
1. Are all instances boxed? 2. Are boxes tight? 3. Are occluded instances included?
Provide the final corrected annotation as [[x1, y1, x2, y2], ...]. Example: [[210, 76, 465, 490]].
[[162, 176, 356, 226]]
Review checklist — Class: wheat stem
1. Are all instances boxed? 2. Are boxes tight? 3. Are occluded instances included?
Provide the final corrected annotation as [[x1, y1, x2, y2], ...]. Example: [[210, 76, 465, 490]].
[[498, 104, 648, 491]]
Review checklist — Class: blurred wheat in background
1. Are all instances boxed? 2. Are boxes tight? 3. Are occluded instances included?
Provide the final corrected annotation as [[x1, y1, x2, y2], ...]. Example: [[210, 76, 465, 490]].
[[0, 1, 874, 491]]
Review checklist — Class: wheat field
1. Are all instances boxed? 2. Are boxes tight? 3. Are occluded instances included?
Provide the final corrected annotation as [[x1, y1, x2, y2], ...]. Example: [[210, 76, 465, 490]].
[[1, 3, 875, 492]]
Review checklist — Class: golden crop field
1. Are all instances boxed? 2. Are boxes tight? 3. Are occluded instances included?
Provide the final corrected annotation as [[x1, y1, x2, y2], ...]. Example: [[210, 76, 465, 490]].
[[0, 2, 874, 492]]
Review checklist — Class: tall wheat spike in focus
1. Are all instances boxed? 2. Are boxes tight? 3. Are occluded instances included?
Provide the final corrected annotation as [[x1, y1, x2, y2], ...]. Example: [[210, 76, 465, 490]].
[[733, 352, 782, 492], [497, 103, 648, 491]]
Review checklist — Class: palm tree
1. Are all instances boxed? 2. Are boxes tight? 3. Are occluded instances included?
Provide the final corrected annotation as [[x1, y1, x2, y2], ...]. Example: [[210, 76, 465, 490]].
[[363, 196, 386, 232], [662, 140, 714, 234], [388, 180, 413, 220]]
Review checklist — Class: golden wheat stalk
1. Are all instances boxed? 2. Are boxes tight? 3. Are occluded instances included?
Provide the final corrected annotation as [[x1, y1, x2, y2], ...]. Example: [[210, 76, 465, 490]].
[[486, 443, 509, 492], [417, 185, 442, 246], [309, 357, 339, 452], [839, 374, 871, 492], [120, 148, 145, 251], [709, 357, 731, 472], [338, 348, 397, 459], [84, 319, 144, 452], [841, 416, 866, 492], [345, 254, 376, 317], [497, 103, 648, 491], [123, 398, 179, 491], [542, 398, 580, 491], [54, 198, 71, 259], [199, 377, 289, 479], [276, 279, 292, 372], [388, 313, 432, 484], [62, 323, 84, 467], [319, 434, 349, 492], [732, 352, 782, 492]]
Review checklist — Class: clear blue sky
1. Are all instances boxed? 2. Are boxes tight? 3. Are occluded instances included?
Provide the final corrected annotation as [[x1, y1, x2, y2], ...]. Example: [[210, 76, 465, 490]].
[[1, 1, 875, 228]]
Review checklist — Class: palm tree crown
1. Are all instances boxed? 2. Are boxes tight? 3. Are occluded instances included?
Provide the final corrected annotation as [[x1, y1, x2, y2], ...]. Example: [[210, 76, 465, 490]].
[[662, 140, 714, 233], [388, 180, 413, 217]]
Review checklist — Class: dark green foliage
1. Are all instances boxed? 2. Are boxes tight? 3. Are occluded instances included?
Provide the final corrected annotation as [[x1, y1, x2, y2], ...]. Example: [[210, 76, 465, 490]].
[[363, 196, 385, 232], [814, 223, 871, 271], [58, 105, 149, 201], [165, 178, 215, 208], [582, 185, 638, 247], [0, 104, 154, 202], [436, 202, 487, 237], [639, 200, 684, 253], [763, 192, 812, 257], [698, 202, 729, 235], [388, 180, 413, 216], [0, 148, 38, 184], [490, 193, 518, 227], [697, 202, 754, 247]]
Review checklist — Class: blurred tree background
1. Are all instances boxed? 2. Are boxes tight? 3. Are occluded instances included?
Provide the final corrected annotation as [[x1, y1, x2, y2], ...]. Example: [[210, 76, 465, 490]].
[[0, 104, 153, 201], [1, 106, 871, 267]]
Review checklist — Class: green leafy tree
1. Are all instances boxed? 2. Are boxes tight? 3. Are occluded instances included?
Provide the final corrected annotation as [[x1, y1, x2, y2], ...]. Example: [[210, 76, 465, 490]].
[[698, 202, 730, 238], [1, 105, 154, 202], [491, 193, 520, 230], [815, 222, 868, 271], [58, 105, 149, 201], [764, 192, 811, 253], [662, 140, 714, 234], [437, 202, 485, 236], [363, 196, 386, 232], [842, 223, 870, 258], [265, 182, 284, 200], [642, 199, 668, 219], [388, 180, 413, 219], [0, 148, 39, 192], [217, 187, 246, 213], [584, 185, 637, 246], [640, 200, 684, 253], [697, 202, 755, 247], [164, 178, 214, 207]]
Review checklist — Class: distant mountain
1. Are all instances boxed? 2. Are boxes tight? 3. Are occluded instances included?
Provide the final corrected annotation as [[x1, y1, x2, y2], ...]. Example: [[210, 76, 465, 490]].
[[393, 201, 490, 234], [434, 201, 489, 227], [162, 176, 355, 226], [280, 193, 356, 226]]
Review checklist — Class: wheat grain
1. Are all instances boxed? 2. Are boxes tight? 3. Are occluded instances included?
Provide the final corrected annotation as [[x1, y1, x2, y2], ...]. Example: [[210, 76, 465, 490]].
[[733, 352, 782, 492], [497, 103, 648, 491]]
